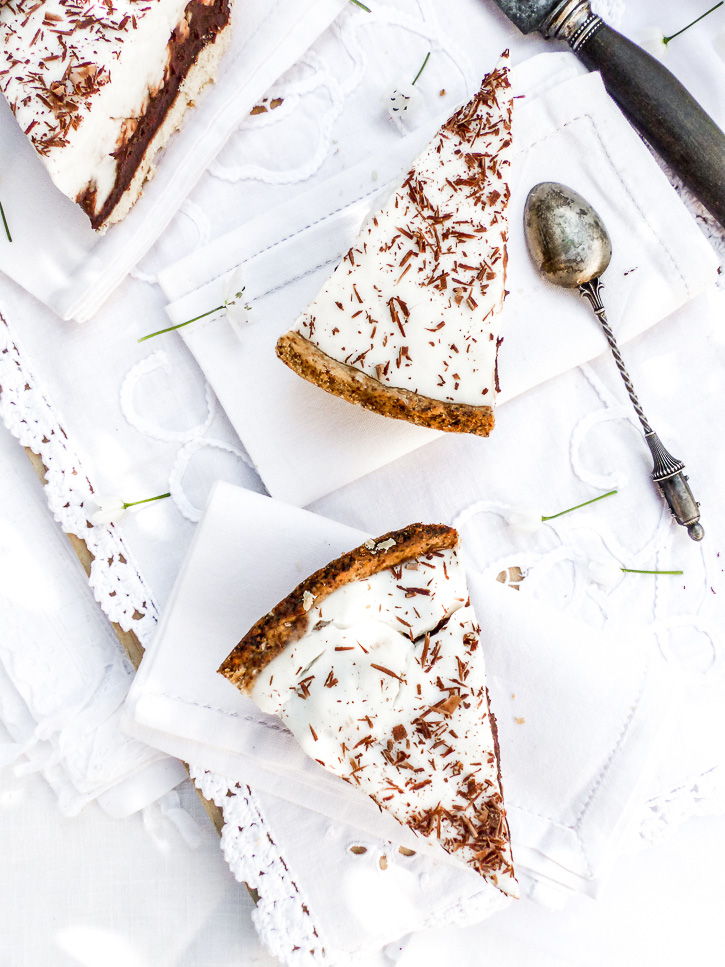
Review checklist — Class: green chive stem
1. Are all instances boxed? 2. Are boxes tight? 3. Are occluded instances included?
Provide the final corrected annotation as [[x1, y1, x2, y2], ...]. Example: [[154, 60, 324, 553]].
[[123, 492, 171, 509], [620, 568, 683, 575], [0, 201, 11, 243], [348, 0, 371, 11], [541, 489, 618, 521], [138, 305, 224, 343], [664, 2, 723, 43], [412, 51, 431, 86]]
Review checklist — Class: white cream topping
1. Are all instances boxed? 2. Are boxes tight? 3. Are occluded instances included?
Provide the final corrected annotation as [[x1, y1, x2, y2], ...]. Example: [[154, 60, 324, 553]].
[[0, 0, 211, 216], [252, 546, 517, 896], [293, 60, 513, 407]]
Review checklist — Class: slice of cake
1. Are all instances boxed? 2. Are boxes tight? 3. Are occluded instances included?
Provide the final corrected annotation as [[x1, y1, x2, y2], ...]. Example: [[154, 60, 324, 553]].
[[276, 55, 513, 435], [219, 523, 517, 896], [0, 0, 232, 230]]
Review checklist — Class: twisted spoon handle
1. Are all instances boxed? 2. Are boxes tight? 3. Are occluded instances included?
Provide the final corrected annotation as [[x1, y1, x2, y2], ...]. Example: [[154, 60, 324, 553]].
[[579, 278, 652, 433], [579, 278, 704, 541]]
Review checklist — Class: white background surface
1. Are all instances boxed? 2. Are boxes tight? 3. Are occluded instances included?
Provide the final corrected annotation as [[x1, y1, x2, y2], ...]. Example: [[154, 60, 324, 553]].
[[1, 0, 725, 965], [2, 689, 724, 967]]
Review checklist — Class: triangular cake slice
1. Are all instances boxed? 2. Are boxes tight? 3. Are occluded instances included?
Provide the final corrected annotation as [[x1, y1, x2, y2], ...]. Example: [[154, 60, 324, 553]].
[[219, 524, 517, 897], [0, 0, 232, 229], [276, 56, 513, 436]]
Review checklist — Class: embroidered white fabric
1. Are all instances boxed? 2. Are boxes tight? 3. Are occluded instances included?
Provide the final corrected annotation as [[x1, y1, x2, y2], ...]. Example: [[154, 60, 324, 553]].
[[0, 315, 157, 642], [189, 762, 512, 965], [0, 0, 723, 962], [0, 315, 189, 816], [179, 3, 721, 956], [190, 769, 329, 966]]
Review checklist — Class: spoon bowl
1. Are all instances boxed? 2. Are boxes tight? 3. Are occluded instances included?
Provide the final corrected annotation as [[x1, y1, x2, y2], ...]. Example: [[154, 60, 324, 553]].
[[524, 182, 612, 287]]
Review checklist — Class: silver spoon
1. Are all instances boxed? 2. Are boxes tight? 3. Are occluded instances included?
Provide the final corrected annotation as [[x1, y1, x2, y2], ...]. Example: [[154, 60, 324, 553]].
[[523, 181, 703, 541]]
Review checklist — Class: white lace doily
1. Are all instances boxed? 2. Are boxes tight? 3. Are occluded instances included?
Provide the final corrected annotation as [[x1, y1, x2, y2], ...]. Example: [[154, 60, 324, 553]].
[[0, 318, 158, 641]]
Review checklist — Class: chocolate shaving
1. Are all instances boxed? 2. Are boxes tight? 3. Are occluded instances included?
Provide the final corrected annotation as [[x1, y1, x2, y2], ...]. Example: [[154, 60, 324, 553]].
[[371, 663, 405, 683]]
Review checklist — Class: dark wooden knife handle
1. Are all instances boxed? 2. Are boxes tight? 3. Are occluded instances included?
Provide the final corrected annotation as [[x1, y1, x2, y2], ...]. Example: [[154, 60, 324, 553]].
[[575, 23, 725, 227]]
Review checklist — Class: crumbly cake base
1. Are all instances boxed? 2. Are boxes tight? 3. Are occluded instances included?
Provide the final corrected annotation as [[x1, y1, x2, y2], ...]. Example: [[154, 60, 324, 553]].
[[219, 523, 458, 691], [95, 22, 231, 231], [276, 331, 495, 437]]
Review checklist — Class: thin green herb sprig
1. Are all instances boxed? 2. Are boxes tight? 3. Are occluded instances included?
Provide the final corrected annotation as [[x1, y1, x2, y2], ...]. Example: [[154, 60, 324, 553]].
[[138, 282, 249, 342], [121, 493, 171, 509], [412, 51, 431, 86], [0, 201, 11, 243], [620, 568, 684, 575], [664, 1, 723, 44], [541, 489, 617, 522], [138, 306, 224, 343]]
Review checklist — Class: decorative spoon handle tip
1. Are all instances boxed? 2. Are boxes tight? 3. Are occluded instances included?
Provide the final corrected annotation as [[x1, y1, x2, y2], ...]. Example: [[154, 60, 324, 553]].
[[645, 432, 704, 541], [579, 280, 704, 541]]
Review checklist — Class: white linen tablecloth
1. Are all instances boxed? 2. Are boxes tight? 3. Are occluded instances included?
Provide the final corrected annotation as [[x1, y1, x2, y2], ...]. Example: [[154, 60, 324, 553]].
[[1, 0, 724, 964], [0, 418, 186, 817]]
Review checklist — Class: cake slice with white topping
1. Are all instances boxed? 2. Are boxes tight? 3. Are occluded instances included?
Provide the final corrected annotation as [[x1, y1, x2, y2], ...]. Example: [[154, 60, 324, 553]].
[[0, 0, 232, 230], [276, 55, 513, 435], [219, 523, 517, 897]]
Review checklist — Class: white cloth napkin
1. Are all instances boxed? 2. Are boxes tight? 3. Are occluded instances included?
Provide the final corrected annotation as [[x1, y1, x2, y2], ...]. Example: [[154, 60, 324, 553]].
[[158, 52, 718, 507], [0, 0, 341, 322], [125, 481, 674, 907], [0, 420, 185, 817]]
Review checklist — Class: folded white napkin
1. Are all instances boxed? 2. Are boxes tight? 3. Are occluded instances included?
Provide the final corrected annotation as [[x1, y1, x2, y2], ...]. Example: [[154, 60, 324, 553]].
[[126, 481, 673, 916], [0, 0, 340, 322], [158, 53, 718, 507]]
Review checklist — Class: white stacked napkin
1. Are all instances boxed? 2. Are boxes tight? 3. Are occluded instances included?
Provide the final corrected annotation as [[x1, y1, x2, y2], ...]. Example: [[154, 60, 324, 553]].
[[125, 481, 674, 925], [158, 53, 718, 507], [0, 0, 341, 322]]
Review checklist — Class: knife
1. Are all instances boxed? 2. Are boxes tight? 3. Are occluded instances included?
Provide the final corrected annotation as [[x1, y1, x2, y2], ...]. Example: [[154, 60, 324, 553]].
[[493, 0, 725, 227]]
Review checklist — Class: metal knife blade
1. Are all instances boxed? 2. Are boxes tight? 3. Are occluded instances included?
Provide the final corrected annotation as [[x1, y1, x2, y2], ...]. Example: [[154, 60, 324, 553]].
[[490, 0, 558, 33]]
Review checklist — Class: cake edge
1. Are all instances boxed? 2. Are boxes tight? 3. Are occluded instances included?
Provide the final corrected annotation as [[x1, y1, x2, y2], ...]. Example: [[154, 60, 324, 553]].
[[218, 522, 458, 691], [94, 18, 232, 231], [276, 330, 496, 437], [485, 685, 518, 897]]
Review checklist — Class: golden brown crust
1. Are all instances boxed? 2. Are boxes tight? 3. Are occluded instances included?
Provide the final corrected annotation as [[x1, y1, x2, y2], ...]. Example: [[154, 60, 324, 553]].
[[219, 523, 458, 691], [276, 331, 495, 437]]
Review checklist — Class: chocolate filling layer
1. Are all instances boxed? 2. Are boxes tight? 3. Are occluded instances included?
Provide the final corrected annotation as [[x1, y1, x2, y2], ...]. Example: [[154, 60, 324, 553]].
[[77, 0, 230, 229]]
